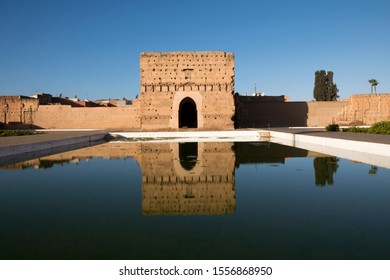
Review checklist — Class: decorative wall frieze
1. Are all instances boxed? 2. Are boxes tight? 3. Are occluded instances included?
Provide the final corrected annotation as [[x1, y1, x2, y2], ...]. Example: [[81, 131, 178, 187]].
[[141, 82, 234, 93]]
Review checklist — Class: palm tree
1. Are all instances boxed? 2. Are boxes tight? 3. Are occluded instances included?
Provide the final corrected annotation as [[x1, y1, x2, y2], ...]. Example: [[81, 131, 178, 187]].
[[368, 79, 379, 94]]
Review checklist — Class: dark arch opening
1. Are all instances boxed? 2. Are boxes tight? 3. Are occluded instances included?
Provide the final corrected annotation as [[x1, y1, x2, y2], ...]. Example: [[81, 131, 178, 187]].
[[179, 97, 197, 128], [179, 142, 198, 171]]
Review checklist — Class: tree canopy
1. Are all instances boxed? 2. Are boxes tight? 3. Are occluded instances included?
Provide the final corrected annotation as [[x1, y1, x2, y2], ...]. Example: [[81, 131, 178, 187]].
[[313, 70, 339, 101], [313, 157, 339, 186], [368, 79, 379, 94]]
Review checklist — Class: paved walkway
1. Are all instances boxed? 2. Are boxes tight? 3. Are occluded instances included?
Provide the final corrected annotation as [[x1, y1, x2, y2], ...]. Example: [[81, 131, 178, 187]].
[[0, 128, 389, 156], [261, 127, 390, 145], [0, 130, 107, 148], [1, 128, 389, 147], [0, 130, 107, 158]]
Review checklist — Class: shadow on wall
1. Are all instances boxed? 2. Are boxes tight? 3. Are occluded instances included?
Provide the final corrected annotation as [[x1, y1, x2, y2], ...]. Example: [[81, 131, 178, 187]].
[[234, 95, 308, 128], [0, 122, 43, 130]]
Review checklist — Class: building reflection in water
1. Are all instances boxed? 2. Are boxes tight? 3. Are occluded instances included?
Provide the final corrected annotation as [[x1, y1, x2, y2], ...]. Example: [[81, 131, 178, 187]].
[[0, 141, 342, 215], [0, 141, 237, 215], [139, 142, 236, 216]]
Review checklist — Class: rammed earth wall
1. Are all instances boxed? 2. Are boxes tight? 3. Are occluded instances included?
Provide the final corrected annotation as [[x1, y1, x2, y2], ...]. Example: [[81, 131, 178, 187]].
[[2, 94, 389, 130], [32, 103, 141, 129], [334, 94, 390, 125], [139, 51, 235, 130], [1, 49, 388, 131], [0, 96, 39, 128], [235, 94, 389, 128]]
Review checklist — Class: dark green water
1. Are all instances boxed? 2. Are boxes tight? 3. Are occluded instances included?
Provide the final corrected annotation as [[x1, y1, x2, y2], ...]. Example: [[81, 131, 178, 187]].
[[0, 141, 389, 260]]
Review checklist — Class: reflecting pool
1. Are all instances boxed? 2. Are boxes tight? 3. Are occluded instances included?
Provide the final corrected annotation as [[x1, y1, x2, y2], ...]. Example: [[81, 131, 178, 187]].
[[0, 141, 390, 260]]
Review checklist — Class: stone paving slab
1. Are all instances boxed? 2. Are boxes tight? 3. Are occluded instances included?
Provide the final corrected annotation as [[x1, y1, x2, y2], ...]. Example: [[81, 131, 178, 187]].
[[262, 127, 390, 168], [1, 128, 389, 158], [2, 128, 387, 148], [262, 127, 390, 145], [0, 130, 107, 157], [0, 131, 107, 148], [110, 130, 261, 142]]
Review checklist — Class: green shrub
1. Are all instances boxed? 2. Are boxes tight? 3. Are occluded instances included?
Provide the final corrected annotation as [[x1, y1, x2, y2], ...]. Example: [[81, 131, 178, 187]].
[[325, 124, 340, 132], [342, 121, 390, 135], [343, 126, 369, 133], [368, 121, 390, 135], [0, 130, 44, 137]]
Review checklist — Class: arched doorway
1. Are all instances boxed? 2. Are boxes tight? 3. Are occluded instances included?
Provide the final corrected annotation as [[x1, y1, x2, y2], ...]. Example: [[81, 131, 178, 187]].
[[179, 97, 197, 128]]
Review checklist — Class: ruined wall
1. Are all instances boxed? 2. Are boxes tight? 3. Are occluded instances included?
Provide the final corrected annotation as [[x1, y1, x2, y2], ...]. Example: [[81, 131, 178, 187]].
[[235, 95, 348, 127], [306, 101, 348, 126], [0, 96, 39, 128], [235, 94, 389, 127], [334, 94, 390, 125], [140, 51, 235, 130], [235, 96, 309, 127], [0, 95, 142, 130], [33, 100, 141, 129]]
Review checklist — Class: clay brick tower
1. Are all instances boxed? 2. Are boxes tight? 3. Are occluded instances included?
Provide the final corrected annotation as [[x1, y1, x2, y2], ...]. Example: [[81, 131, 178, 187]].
[[139, 51, 235, 130]]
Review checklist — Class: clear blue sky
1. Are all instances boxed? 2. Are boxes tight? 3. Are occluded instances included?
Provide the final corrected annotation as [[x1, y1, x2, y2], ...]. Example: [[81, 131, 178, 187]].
[[1, 0, 389, 101]]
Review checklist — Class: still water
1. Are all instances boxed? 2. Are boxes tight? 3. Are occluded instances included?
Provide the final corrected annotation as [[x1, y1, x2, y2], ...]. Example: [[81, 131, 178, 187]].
[[0, 141, 389, 260]]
